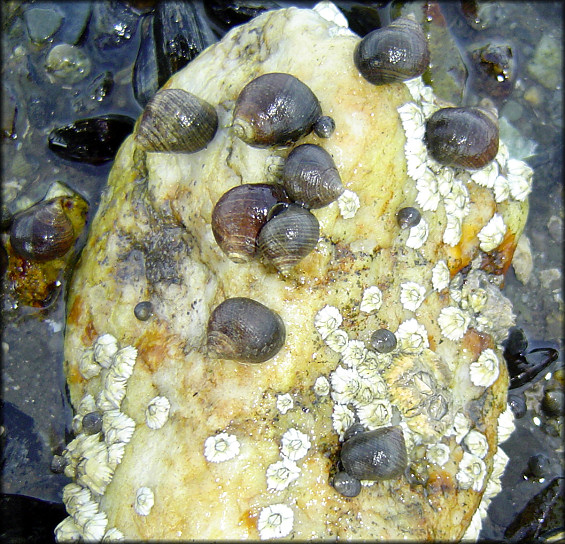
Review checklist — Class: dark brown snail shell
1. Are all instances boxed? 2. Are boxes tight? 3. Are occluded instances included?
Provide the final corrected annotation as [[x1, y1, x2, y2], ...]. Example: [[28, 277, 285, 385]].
[[232, 72, 322, 147], [354, 17, 430, 85], [257, 203, 320, 274], [211, 183, 290, 263], [10, 197, 75, 262], [340, 425, 407, 481], [396, 207, 421, 229], [207, 297, 286, 363], [282, 144, 344, 209], [424, 106, 499, 170], [135, 88, 218, 153]]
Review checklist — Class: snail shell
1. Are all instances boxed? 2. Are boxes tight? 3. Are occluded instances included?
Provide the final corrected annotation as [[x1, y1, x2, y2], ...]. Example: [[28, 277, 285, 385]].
[[282, 144, 344, 209], [207, 297, 286, 364], [135, 88, 218, 153], [233, 72, 322, 147], [396, 207, 421, 229], [257, 204, 320, 274], [331, 471, 361, 497], [10, 197, 75, 262], [211, 183, 290, 263], [313, 115, 336, 139], [340, 425, 407, 480], [424, 106, 499, 170], [369, 329, 397, 353], [354, 17, 430, 85]]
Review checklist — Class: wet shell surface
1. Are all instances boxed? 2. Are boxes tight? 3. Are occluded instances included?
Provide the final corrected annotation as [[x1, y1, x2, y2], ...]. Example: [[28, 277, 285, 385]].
[[10, 197, 75, 262], [135, 88, 218, 153], [232, 72, 322, 147], [340, 426, 408, 481], [353, 17, 430, 85], [424, 106, 499, 170], [282, 144, 344, 209], [257, 204, 320, 273], [206, 297, 286, 364], [211, 183, 290, 263]]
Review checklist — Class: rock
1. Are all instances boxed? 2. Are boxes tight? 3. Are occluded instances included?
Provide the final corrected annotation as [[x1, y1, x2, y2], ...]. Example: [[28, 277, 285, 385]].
[[512, 234, 533, 284], [59, 4, 531, 541], [527, 33, 563, 90], [24, 7, 63, 44]]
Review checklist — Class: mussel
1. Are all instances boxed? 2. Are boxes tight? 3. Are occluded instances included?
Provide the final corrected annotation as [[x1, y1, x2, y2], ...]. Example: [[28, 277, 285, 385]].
[[340, 425, 407, 480], [136, 88, 218, 153], [353, 17, 430, 85], [424, 106, 499, 170], [48, 114, 135, 165], [282, 144, 344, 209], [257, 203, 320, 274], [232, 73, 322, 147], [211, 183, 290, 263], [10, 198, 75, 262], [207, 297, 286, 363]]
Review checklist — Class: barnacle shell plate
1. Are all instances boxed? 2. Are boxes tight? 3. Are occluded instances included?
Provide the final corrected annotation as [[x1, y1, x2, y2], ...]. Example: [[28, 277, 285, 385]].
[[62, 4, 527, 542]]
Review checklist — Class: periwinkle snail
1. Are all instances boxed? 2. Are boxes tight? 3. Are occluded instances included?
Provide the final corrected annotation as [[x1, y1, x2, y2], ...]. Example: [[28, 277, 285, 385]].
[[370, 329, 397, 353], [354, 17, 430, 85], [257, 203, 320, 274], [211, 183, 290, 263], [396, 207, 421, 229], [424, 106, 499, 170], [232, 72, 322, 147], [10, 197, 75, 262], [135, 88, 218, 153], [331, 471, 361, 497], [340, 425, 407, 480], [207, 297, 286, 363], [282, 144, 344, 209]]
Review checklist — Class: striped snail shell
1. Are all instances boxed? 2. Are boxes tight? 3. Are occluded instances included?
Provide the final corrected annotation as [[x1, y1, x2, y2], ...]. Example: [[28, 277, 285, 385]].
[[257, 203, 320, 274], [232, 73, 322, 147], [424, 106, 499, 170], [135, 88, 218, 153], [207, 297, 286, 364], [354, 16, 430, 85], [282, 144, 344, 209]]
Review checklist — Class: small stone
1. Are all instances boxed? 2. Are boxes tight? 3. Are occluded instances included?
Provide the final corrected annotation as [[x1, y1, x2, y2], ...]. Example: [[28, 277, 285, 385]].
[[512, 235, 533, 284], [24, 7, 63, 44], [527, 33, 563, 90], [547, 215, 562, 244], [523, 86, 543, 107], [526, 453, 551, 479], [45, 43, 91, 84], [539, 268, 561, 290]]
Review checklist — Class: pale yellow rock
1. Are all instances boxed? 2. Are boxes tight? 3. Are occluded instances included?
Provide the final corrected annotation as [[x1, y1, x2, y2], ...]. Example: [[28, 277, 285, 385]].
[[512, 234, 533, 284], [60, 5, 529, 542]]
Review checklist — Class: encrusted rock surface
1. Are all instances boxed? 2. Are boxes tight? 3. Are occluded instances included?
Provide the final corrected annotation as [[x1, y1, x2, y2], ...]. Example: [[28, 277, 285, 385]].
[[59, 5, 530, 541]]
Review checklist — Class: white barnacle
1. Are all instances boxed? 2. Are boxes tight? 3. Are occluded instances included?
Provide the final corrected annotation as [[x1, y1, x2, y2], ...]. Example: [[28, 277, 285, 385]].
[[341, 339, 367, 367], [443, 179, 469, 218], [145, 396, 171, 429], [456, 451, 487, 492], [332, 403, 355, 441], [436, 166, 454, 197], [204, 432, 240, 463], [96, 389, 121, 413], [415, 168, 440, 211], [63, 483, 91, 507], [314, 305, 342, 339], [357, 398, 393, 429], [356, 350, 390, 380], [79, 348, 100, 380], [360, 285, 383, 313], [82, 511, 109, 541], [76, 456, 114, 496], [495, 141, 509, 170], [352, 375, 387, 407], [102, 527, 126, 541], [107, 442, 125, 468], [404, 77, 425, 102], [493, 174, 510, 203], [506, 158, 533, 201], [438, 306, 471, 341], [103, 370, 128, 409], [497, 405, 515, 444], [470, 160, 499, 189], [324, 329, 349, 353], [448, 411, 472, 444], [400, 281, 427, 312], [313, 376, 330, 396], [276, 393, 294, 415], [257, 503, 294, 540], [443, 213, 462, 247], [77, 394, 97, 416], [464, 430, 489, 459], [405, 139, 428, 180], [462, 508, 483, 542], [330, 365, 362, 405], [478, 213, 506, 252], [337, 189, 360, 219], [111, 346, 137, 380], [426, 443, 451, 467], [280, 428, 311, 461], [398, 420, 422, 454], [396, 318, 429, 354], [469, 348, 500, 388], [406, 217, 429, 249], [72, 498, 99, 527], [431, 260, 450, 292], [464, 288, 489, 314], [54, 516, 82, 542], [266, 458, 300, 491], [398, 102, 426, 140], [102, 409, 136, 445], [134, 487, 154, 516], [313, 0, 349, 27], [93, 334, 119, 368]]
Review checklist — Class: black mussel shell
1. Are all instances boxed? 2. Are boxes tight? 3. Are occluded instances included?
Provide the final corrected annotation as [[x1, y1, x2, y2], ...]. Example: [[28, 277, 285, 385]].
[[133, 14, 160, 107], [204, 0, 283, 33], [503, 326, 528, 358], [48, 114, 135, 164], [508, 347, 559, 390]]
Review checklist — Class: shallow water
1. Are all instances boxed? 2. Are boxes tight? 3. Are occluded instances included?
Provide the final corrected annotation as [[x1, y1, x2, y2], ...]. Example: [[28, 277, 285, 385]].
[[1, 1, 563, 540]]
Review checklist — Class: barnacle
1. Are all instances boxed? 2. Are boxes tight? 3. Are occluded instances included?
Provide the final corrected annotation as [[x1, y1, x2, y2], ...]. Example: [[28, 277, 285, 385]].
[[400, 281, 427, 312], [93, 334, 118, 368], [426, 443, 450, 467], [280, 428, 311, 461], [341, 339, 367, 367], [134, 487, 155, 516], [145, 396, 171, 429], [314, 305, 342, 339], [406, 217, 429, 249], [463, 430, 489, 459], [266, 458, 301, 491], [496, 405, 516, 443], [276, 393, 294, 414], [257, 504, 294, 540], [438, 306, 471, 341], [456, 452, 487, 492], [332, 403, 355, 441], [506, 158, 533, 201], [431, 260, 450, 292], [324, 329, 349, 353], [204, 432, 240, 463], [359, 286, 383, 313], [313, 376, 330, 396], [395, 318, 429, 353], [469, 348, 500, 388], [337, 189, 360, 219], [478, 213, 507, 252]]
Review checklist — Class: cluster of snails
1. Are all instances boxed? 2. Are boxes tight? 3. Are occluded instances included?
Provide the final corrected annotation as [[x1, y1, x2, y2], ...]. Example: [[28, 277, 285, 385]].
[[331, 425, 408, 497]]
